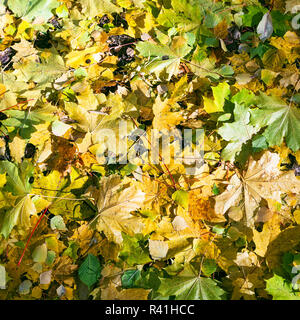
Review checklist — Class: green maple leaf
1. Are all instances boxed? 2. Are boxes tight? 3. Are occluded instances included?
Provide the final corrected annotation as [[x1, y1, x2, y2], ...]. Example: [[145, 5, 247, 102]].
[[3, 105, 57, 139], [78, 0, 121, 18], [158, 264, 226, 300], [231, 88, 256, 107], [242, 5, 268, 27], [119, 233, 152, 266], [0, 161, 36, 238], [157, 0, 203, 31], [32, 168, 95, 220], [15, 51, 66, 88], [136, 36, 192, 80], [157, 0, 229, 36], [250, 93, 300, 151], [158, 275, 225, 300], [190, 46, 233, 79], [0, 160, 33, 196], [218, 103, 259, 162], [266, 274, 300, 300], [6, 0, 60, 22], [0, 195, 36, 238]]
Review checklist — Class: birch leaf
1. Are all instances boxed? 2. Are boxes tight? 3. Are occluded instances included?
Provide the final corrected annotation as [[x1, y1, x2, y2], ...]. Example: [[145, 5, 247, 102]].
[[257, 12, 273, 42], [149, 240, 169, 260], [0, 265, 6, 289]]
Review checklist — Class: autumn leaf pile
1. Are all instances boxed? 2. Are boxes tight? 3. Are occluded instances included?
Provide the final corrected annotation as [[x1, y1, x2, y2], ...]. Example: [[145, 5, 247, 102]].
[[0, 0, 300, 301]]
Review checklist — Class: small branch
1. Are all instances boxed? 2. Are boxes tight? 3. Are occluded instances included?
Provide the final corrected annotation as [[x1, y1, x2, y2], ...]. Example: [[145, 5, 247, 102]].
[[17, 207, 49, 267]]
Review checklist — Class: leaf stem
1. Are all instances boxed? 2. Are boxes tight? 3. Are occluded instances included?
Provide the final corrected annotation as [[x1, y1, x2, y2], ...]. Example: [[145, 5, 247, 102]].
[[17, 207, 49, 267], [0, 99, 36, 112]]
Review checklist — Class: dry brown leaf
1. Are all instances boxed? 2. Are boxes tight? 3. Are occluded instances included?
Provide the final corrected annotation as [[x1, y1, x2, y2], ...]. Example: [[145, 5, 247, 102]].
[[215, 151, 300, 226]]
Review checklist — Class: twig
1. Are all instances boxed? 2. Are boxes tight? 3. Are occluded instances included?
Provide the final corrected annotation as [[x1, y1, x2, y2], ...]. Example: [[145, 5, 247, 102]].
[[17, 207, 49, 267]]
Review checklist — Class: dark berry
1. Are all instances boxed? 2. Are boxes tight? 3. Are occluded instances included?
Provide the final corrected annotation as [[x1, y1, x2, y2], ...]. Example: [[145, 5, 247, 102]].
[[34, 32, 52, 49], [162, 55, 169, 60], [4, 147, 11, 161], [24, 143, 36, 158], [100, 84, 118, 95], [29, 176, 34, 184], [47, 213, 55, 221], [0, 136, 10, 161], [113, 67, 126, 76], [288, 154, 300, 176], [90, 171, 101, 178], [177, 101, 187, 109], [288, 154, 297, 168], [128, 131, 148, 156], [98, 14, 110, 27], [85, 59, 91, 64], [112, 13, 128, 29], [43, 169, 51, 176], [0, 112, 8, 121], [224, 25, 241, 52], [117, 53, 135, 67]]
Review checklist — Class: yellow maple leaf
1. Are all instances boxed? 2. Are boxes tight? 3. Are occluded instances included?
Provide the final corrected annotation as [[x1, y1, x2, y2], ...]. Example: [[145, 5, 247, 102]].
[[253, 213, 282, 257], [87, 174, 145, 243], [152, 95, 183, 131]]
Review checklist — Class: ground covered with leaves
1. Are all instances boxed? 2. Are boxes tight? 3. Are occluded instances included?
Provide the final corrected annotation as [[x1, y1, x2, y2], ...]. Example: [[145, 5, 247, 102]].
[[0, 0, 300, 300]]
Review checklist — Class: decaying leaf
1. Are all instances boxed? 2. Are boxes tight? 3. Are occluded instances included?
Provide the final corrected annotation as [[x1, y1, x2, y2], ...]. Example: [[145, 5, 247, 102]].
[[215, 151, 300, 226]]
